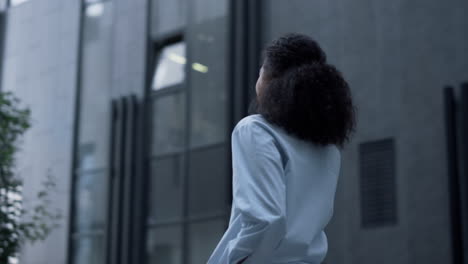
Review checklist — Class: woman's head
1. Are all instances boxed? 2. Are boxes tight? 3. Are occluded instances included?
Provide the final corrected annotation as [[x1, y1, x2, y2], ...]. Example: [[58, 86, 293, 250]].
[[251, 33, 357, 149]]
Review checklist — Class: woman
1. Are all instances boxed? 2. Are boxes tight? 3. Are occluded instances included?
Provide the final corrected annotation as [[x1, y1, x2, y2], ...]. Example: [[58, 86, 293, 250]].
[[207, 33, 357, 264]]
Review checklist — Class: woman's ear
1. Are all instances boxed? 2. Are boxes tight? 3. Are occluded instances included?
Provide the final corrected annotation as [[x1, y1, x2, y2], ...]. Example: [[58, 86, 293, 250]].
[[255, 66, 269, 97]]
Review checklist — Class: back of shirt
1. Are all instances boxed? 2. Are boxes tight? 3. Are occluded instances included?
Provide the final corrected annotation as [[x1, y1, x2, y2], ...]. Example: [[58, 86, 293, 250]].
[[207, 114, 341, 264], [266, 116, 341, 263]]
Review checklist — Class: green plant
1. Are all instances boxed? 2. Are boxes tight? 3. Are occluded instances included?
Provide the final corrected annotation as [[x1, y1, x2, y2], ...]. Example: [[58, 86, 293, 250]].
[[0, 91, 62, 264]]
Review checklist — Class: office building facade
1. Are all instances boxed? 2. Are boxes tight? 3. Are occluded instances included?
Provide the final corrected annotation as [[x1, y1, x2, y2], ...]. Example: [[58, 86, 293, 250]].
[[1, 0, 468, 264]]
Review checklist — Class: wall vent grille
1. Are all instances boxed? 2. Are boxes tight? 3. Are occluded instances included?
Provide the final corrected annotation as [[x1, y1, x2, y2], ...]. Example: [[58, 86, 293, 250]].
[[359, 138, 397, 228]]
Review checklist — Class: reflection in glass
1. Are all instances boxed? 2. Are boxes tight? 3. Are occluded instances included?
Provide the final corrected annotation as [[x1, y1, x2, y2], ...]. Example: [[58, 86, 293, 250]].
[[149, 156, 183, 223], [192, 0, 227, 23], [146, 225, 183, 264], [152, 92, 186, 155], [72, 236, 105, 264], [188, 146, 227, 217], [150, 0, 187, 38], [85, 2, 105, 17], [189, 17, 228, 148], [152, 42, 186, 90], [189, 219, 226, 263], [72, 2, 113, 264], [78, 0, 113, 169], [75, 0, 112, 230], [74, 170, 107, 231], [78, 143, 96, 171]]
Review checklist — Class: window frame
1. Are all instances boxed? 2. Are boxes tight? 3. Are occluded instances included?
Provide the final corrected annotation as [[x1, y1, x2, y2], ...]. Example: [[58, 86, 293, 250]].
[[67, 1, 115, 263]]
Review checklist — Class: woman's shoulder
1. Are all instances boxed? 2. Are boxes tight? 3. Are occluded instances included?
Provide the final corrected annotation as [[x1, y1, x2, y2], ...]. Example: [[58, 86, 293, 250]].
[[232, 114, 291, 170], [234, 114, 341, 155], [233, 114, 271, 132], [232, 114, 285, 147]]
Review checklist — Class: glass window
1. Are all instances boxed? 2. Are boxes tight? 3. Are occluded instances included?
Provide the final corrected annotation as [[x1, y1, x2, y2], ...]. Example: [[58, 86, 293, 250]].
[[77, 143, 97, 171], [150, 0, 187, 38], [189, 219, 226, 263], [72, 236, 105, 264], [149, 156, 184, 223], [152, 42, 186, 90], [78, 0, 113, 169], [72, 2, 113, 264], [192, 0, 227, 23], [152, 92, 186, 155], [145, 1, 229, 263], [146, 225, 183, 264], [188, 146, 227, 217], [74, 170, 108, 231], [188, 3, 228, 148]]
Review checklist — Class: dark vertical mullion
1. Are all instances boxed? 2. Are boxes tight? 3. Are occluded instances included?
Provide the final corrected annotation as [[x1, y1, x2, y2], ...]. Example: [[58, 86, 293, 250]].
[[110, 98, 127, 264], [239, 0, 249, 121], [132, 95, 147, 264], [67, 1, 86, 263], [226, 0, 246, 220], [229, 0, 244, 124], [129, 95, 141, 264], [134, 0, 157, 260], [460, 82, 468, 260], [105, 100, 118, 264], [121, 95, 137, 263], [443, 86, 463, 264], [226, 0, 262, 223], [108, 99, 122, 264], [247, 0, 262, 104], [116, 97, 128, 264]]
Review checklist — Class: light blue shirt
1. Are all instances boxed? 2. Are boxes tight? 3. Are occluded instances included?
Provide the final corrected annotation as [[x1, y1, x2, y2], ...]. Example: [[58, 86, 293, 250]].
[[207, 114, 341, 264]]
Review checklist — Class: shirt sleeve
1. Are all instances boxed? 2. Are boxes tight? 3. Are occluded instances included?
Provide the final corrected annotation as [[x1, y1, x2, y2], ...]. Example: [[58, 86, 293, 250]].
[[221, 121, 287, 264]]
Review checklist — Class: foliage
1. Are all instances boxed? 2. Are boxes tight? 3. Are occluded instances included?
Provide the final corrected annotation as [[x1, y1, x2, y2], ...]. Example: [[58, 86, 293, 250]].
[[0, 91, 62, 264]]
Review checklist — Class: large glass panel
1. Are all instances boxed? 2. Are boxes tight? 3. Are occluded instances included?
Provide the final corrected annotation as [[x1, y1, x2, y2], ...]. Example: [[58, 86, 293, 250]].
[[188, 146, 227, 217], [74, 170, 108, 231], [72, 235, 105, 264], [146, 225, 183, 264], [72, 2, 113, 264], [152, 92, 186, 155], [152, 42, 186, 90], [148, 155, 184, 223], [189, 219, 226, 263], [78, 1, 113, 169], [192, 0, 227, 23], [150, 0, 187, 38], [188, 1, 228, 148], [77, 143, 98, 172]]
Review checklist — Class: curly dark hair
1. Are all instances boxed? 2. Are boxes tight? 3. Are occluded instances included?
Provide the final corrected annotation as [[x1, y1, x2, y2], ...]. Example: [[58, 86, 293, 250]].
[[249, 33, 357, 149]]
